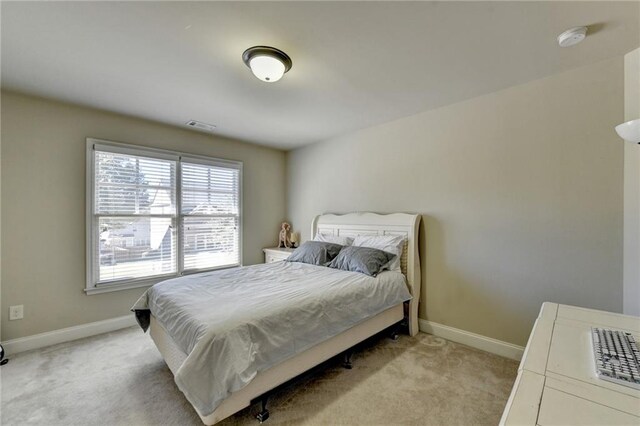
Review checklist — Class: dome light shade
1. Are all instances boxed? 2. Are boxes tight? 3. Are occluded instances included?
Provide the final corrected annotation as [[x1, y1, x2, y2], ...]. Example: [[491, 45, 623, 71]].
[[249, 55, 286, 82], [242, 46, 292, 83], [615, 119, 640, 144]]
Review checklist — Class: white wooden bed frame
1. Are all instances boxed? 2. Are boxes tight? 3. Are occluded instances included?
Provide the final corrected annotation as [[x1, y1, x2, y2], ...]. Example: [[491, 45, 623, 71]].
[[149, 212, 422, 425]]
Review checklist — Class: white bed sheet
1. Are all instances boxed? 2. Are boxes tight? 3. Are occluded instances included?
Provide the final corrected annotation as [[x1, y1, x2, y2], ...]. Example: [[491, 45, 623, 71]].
[[132, 261, 411, 417]]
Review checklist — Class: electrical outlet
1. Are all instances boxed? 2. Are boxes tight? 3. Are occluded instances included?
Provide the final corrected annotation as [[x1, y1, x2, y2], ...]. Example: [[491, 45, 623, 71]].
[[9, 305, 24, 321]]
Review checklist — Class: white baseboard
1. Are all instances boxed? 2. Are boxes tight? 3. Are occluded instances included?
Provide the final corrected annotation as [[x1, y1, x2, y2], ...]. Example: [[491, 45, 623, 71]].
[[419, 319, 524, 361], [3, 315, 137, 355]]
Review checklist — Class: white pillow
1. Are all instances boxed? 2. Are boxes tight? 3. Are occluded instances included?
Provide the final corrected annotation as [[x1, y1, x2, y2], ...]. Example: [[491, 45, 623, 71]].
[[313, 233, 353, 246], [352, 235, 405, 272]]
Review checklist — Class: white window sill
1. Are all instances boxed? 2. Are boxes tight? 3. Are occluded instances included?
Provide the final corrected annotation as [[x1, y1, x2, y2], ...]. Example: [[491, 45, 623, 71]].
[[85, 279, 160, 295], [85, 264, 242, 295]]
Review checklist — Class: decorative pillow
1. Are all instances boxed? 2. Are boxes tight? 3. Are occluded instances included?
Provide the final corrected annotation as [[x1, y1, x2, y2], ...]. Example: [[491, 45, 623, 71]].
[[328, 246, 396, 277], [286, 241, 343, 266], [313, 233, 354, 246], [352, 235, 405, 272]]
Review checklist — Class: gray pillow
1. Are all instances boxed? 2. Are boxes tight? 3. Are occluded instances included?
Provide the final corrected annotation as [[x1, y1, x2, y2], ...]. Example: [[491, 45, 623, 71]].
[[328, 246, 396, 277], [286, 241, 343, 266]]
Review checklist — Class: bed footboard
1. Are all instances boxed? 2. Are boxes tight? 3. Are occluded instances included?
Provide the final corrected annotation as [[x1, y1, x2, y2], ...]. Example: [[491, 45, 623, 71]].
[[149, 303, 404, 425]]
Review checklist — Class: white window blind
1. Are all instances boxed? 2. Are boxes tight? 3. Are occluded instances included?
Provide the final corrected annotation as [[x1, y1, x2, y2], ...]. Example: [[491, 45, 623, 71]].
[[181, 161, 241, 271], [94, 150, 177, 283], [87, 140, 242, 293]]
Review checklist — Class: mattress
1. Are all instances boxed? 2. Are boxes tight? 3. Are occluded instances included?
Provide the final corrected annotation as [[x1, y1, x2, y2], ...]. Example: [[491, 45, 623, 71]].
[[132, 261, 411, 417]]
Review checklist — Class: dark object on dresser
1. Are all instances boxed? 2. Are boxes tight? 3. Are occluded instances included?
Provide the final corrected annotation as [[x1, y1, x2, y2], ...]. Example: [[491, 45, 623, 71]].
[[0, 343, 8, 366]]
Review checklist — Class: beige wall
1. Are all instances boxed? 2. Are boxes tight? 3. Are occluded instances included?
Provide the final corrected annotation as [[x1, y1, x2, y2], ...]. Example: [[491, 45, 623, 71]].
[[287, 57, 624, 346], [1, 91, 286, 340], [624, 48, 640, 316]]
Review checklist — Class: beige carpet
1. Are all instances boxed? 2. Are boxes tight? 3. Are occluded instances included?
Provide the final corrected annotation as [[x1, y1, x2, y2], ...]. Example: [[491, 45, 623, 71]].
[[1, 327, 517, 425]]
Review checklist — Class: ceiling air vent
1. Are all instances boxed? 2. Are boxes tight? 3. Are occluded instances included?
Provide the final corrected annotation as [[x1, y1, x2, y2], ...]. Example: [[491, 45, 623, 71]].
[[186, 120, 217, 132]]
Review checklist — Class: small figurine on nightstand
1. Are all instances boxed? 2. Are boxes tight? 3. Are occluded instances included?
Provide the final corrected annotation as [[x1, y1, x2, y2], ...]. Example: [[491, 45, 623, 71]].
[[278, 222, 293, 248]]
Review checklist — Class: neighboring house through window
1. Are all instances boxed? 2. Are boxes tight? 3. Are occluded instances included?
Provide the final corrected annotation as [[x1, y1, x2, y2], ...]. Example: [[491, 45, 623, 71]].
[[86, 138, 242, 294]]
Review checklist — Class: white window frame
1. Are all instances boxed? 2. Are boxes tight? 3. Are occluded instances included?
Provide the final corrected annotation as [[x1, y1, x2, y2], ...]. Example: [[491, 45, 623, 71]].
[[85, 138, 243, 295]]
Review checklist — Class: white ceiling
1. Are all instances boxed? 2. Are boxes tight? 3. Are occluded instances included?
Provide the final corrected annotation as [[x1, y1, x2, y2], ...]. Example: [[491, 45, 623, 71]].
[[2, 1, 638, 150]]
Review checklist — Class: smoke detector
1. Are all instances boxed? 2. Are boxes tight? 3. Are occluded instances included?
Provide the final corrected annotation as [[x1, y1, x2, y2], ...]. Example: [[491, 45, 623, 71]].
[[186, 120, 216, 132], [557, 26, 587, 47]]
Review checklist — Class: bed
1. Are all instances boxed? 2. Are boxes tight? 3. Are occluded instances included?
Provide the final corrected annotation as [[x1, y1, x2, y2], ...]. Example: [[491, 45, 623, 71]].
[[134, 212, 421, 425]]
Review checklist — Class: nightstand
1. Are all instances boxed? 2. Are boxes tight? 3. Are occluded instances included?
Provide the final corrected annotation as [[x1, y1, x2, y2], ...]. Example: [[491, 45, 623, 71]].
[[263, 247, 294, 263]]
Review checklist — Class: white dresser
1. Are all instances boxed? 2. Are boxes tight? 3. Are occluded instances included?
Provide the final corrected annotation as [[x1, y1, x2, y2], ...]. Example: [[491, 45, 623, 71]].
[[263, 247, 294, 263], [501, 302, 640, 425]]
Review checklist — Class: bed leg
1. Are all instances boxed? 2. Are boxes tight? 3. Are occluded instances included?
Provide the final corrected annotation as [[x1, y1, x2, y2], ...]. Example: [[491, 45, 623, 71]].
[[343, 351, 353, 369], [255, 396, 269, 423], [389, 323, 400, 341]]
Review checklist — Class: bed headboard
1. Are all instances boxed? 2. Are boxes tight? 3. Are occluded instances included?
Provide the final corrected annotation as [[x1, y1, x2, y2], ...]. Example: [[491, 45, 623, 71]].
[[311, 212, 421, 336]]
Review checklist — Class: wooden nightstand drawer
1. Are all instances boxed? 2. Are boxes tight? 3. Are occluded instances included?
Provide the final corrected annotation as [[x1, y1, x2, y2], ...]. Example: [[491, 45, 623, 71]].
[[265, 254, 280, 263], [263, 247, 294, 263]]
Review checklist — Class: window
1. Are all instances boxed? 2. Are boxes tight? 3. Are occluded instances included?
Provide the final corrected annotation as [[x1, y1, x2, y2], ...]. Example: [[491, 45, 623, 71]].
[[86, 139, 242, 294]]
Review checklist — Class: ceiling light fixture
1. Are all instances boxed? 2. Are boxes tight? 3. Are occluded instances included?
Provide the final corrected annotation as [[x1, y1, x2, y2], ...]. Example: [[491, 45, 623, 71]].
[[557, 26, 588, 47], [242, 46, 292, 83], [615, 119, 640, 144]]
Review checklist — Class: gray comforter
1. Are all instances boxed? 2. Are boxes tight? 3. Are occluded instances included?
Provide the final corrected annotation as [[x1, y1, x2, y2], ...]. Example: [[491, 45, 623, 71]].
[[132, 261, 411, 417]]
